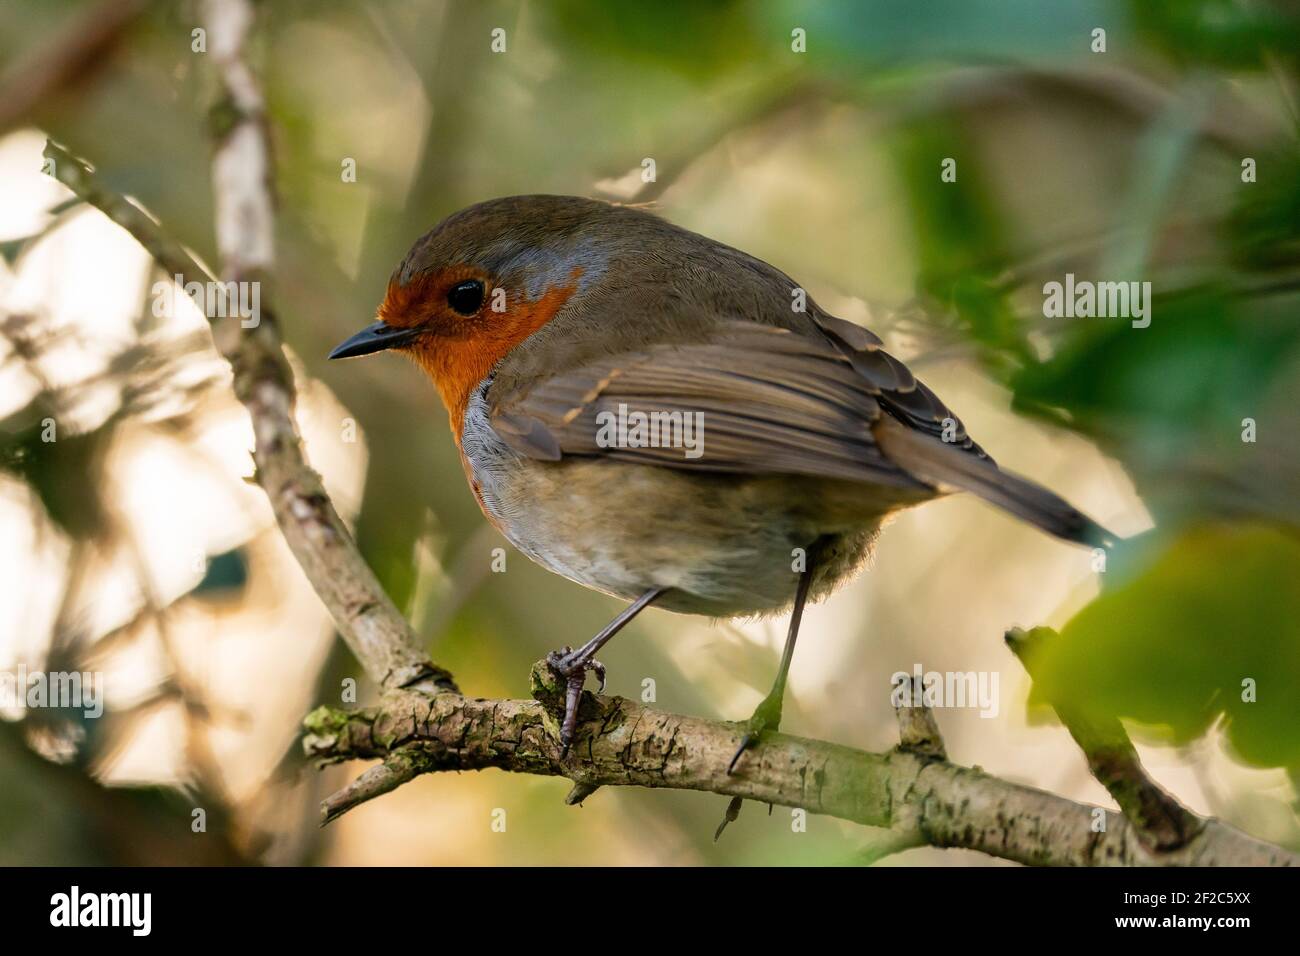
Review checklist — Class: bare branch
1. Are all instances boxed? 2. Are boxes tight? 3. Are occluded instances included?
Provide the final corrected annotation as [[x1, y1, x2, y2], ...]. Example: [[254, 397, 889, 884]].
[[1006, 626, 1205, 853], [41, 5, 448, 694], [894, 693, 947, 760], [303, 660, 1296, 867], [204, 0, 446, 691], [319, 754, 419, 826], [0, 0, 149, 134], [202, 0, 273, 281]]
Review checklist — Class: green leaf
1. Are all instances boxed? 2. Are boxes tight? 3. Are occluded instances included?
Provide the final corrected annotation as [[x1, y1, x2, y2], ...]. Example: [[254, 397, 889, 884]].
[[1032, 523, 1300, 769], [1130, 0, 1300, 71]]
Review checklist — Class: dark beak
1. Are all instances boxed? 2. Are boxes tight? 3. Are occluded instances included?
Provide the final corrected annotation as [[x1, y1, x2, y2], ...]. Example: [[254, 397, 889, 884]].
[[328, 321, 422, 360]]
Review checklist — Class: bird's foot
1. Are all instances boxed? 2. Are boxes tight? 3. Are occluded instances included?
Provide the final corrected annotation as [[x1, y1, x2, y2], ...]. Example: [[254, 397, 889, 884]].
[[727, 690, 783, 774], [715, 693, 783, 839], [546, 645, 607, 757]]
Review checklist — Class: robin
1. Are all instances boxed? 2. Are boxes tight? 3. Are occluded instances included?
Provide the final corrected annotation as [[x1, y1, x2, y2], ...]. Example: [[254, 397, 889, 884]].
[[330, 195, 1113, 769]]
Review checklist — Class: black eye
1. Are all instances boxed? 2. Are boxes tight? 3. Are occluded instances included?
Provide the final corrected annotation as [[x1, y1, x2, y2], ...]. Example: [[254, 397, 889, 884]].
[[447, 279, 485, 315]]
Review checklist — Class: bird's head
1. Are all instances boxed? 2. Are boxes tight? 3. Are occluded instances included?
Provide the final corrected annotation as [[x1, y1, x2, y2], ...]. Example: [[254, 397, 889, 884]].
[[329, 194, 634, 428]]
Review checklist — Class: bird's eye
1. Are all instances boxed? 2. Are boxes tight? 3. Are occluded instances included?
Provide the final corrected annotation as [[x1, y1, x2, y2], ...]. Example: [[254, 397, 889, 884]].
[[447, 280, 485, 315]]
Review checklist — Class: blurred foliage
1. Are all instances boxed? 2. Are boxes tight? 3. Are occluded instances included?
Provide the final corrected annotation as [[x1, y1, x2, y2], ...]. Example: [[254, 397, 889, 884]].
[[546, 0, 763, 77], [769, 0, 1130, 64], [864, 1, 1300, 776], [193, 548, 248, 597], [0, 403, 109, 537], [1032, 524, 1300, 769], [1132, 0, 1300, 70], [1228, 147, 1300, 270]]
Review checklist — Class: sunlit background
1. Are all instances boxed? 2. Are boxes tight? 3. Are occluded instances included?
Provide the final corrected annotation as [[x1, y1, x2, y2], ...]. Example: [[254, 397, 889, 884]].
[[1, 0, 1297, 865]]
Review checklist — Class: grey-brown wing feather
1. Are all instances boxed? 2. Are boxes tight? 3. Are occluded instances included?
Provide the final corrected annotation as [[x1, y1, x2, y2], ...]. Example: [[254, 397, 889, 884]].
[[489, 321, 959, 490], [810, 312, 985, 454], [488, 319, 1116, 548]]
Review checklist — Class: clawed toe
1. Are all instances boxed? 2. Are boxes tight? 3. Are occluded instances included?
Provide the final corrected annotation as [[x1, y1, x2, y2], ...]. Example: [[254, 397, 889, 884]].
[[727, 695, 782, 775], [716, 696, 782, 840], [547, 649, 609, 757], [542, 589, 667, 759], [727, 731, 759, 775], [546, 645, 576, 673], [547, 647, 605, 684]]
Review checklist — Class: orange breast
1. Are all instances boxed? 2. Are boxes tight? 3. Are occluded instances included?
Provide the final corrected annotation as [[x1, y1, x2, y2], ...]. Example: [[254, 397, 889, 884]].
[[398, 268, 582, 444]]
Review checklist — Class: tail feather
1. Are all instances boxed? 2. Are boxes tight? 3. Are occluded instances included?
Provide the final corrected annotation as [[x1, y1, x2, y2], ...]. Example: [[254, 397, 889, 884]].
[[874, 415, 1117, 549]]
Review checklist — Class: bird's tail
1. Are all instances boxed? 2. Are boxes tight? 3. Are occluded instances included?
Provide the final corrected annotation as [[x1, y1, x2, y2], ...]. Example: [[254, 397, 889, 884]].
[[873, 415, 1117, 549]]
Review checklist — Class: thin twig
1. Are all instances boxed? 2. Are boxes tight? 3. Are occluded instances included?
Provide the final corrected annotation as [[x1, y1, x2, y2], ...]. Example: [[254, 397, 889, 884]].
[[319, 754, 419, 826], [41, 16, 448, 694], [201, 0, 447, 692], [894, 690, 947, 760], [0, 0, 149, 133], [1006, 626, 1205, 853]]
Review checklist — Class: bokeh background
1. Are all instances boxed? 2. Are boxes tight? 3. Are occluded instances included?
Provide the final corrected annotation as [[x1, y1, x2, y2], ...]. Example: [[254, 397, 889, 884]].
[[1, 0, 1297, 865]]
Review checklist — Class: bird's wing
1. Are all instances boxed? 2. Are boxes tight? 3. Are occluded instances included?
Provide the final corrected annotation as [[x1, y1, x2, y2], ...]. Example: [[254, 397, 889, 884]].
[[488, 320, 980, 490]]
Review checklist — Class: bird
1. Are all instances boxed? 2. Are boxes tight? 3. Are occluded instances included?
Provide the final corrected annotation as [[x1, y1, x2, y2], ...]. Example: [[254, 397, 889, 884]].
[[329, 194, 1114, 770]]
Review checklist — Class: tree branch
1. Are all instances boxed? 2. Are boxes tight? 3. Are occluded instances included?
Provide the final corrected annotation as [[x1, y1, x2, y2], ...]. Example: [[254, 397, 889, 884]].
[[301, 660, 1296, 866], [1006, 626, 1205, 853], [0, 0, 149, 135], [36, 2, 1298, 867], [319, 753, 420, 826], [42, 3, 448, 694], [200, 0, 445, 693], [894, 690, 948, 760]]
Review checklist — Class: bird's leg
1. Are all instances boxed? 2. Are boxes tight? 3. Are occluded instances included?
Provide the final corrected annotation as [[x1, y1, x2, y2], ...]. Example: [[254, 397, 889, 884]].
[[547, 586, 666, 756], [727, 544, 822, 774]]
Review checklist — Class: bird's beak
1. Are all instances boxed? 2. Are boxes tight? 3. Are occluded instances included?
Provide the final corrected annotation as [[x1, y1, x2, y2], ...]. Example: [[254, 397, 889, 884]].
[[328, 321, 422, 360]]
